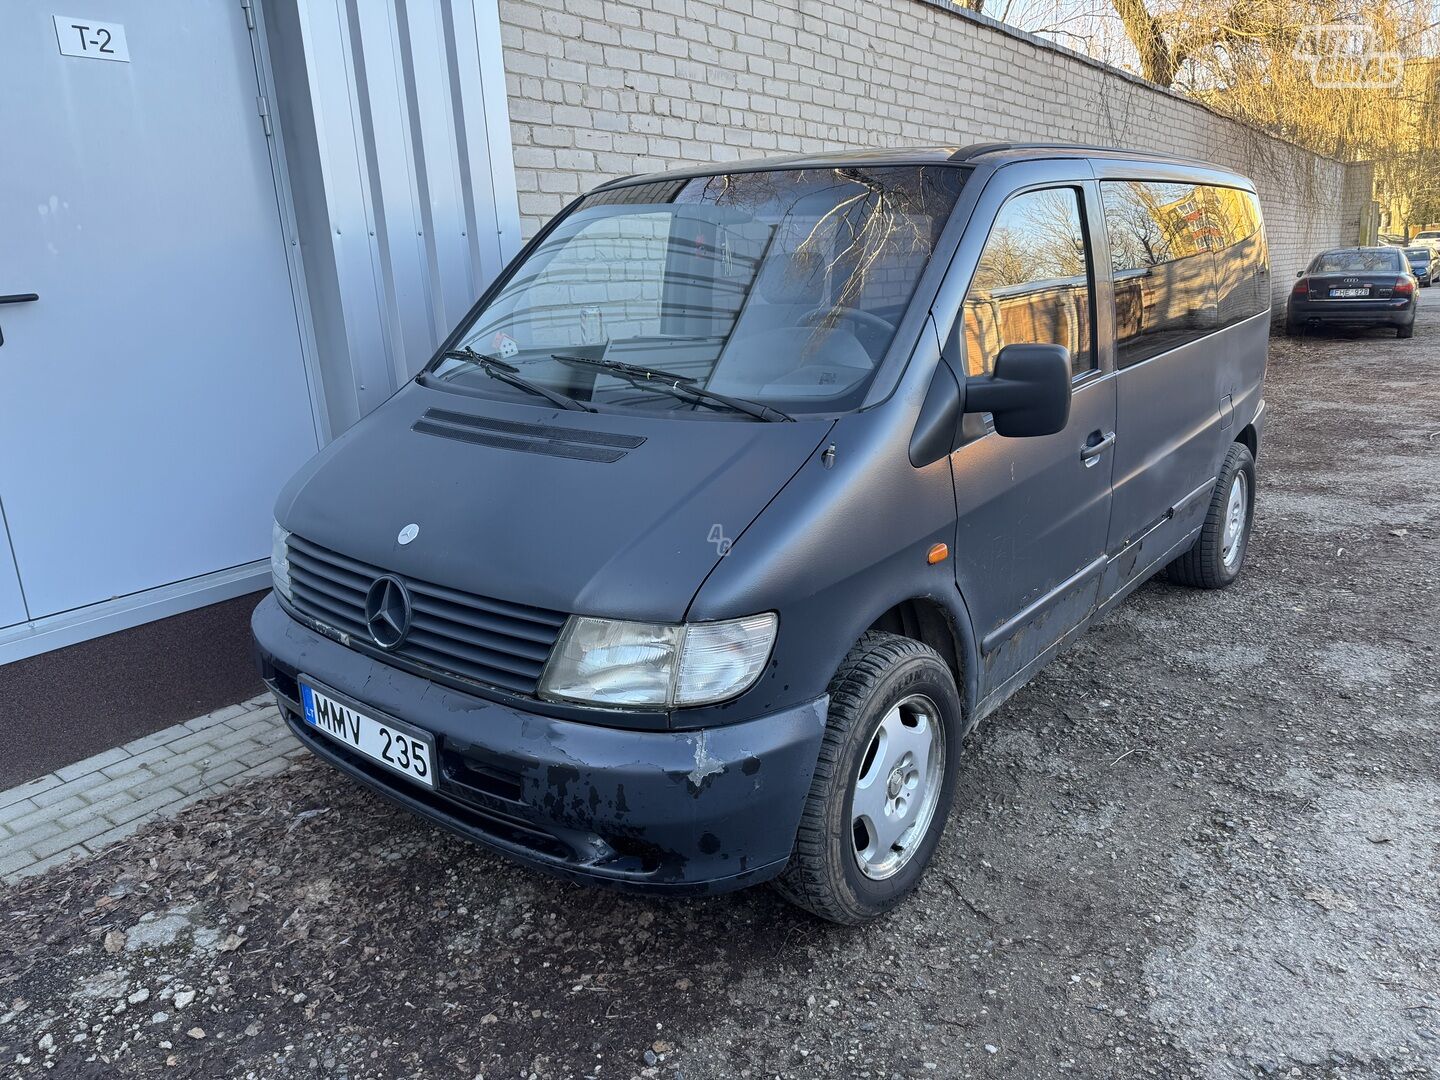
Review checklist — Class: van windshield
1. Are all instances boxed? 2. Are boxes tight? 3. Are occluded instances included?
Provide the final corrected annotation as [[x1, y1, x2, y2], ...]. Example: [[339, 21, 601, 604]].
[[431, 165, 969, 417]]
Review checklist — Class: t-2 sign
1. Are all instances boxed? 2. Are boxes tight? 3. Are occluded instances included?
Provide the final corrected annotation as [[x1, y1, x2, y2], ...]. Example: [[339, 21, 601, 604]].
[[53, 15, 130, 62]]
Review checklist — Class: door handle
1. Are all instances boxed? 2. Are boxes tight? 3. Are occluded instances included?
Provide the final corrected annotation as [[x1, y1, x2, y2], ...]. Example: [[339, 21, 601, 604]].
[[1081, 430, 1116, 465], [0, 293, 37, 347]]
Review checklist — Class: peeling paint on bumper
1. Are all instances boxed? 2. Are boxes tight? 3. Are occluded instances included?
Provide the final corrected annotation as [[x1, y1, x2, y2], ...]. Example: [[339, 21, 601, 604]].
[[251, 594, 827, 895]]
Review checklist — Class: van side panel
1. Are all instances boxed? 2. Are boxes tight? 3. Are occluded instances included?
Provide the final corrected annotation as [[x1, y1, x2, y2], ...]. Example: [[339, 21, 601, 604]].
[[1101, 319, 1263, 591], [1226, 306, 1270, 443], [1101, 331, 1230, 591], [950, 374, 1115, 688]]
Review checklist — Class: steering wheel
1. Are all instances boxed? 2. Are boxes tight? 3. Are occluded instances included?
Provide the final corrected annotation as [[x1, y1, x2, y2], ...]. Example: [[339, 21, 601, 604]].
[[799, 306, 895, 338]]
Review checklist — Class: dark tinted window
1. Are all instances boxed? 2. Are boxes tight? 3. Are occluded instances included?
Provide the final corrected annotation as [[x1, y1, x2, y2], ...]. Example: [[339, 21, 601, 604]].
[[1102, 180, 1218, 368], [962, 187, 1095, 378], [1207, 187, 1270, 329], [1311, 249, 1404, 273]]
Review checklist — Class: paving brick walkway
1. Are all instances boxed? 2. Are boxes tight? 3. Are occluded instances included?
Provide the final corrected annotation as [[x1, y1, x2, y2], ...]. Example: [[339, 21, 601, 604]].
[[0, 694, 302, 883]]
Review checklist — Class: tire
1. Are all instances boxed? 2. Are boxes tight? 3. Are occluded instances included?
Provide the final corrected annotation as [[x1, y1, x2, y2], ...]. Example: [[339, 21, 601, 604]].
[[1166, 442, 1256, 589], [772, 631, 963, 925], [1284, 317, 1302, 337], [1398, 321, 1415, 339]]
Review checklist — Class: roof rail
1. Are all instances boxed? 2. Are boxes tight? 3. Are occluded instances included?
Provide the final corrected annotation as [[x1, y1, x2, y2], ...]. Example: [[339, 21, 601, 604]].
[[950, 141, 1191, 162], [947, 142, 1014, 160]]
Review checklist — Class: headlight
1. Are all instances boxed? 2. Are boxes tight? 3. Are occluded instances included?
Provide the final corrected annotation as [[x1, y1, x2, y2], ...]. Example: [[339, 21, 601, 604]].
[[271, 521, 293, 601], [539, 613, 777, 708]]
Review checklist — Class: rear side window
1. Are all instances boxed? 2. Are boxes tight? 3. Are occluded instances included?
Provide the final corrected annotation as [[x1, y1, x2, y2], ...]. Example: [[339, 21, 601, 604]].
[[1102, 180, 1219, 368], [1207, 187, 1269, 330], [962, 187, 1096, 378]]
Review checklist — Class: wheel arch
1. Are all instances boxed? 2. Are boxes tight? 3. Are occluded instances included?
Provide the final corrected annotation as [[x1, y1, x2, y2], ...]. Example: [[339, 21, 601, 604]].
[[1236, 423, 1259, 461], [864, 594, 979, 728]]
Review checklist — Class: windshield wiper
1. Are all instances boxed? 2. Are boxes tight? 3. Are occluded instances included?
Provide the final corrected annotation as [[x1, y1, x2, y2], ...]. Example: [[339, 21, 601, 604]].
[[551, 353, 691, 382], [552, 353, 793, 422], [438, 348, 591, 412]]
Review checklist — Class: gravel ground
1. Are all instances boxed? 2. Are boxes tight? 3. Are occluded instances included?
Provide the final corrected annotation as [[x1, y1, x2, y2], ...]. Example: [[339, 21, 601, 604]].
[[3, 306, 1438, 1080]]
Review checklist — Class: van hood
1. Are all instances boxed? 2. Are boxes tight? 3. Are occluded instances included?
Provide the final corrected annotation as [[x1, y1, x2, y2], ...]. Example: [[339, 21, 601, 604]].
[[276, 383, 834, 623]]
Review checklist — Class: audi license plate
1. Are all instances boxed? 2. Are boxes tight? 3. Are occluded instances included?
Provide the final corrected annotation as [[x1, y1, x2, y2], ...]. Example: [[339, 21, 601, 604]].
[[299, 679, 435, 789], [1329, 287, 1368, 298]]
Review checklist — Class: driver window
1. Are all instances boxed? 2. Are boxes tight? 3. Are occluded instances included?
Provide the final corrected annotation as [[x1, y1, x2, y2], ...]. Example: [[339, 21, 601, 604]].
[[962, 188, 1096, 377]]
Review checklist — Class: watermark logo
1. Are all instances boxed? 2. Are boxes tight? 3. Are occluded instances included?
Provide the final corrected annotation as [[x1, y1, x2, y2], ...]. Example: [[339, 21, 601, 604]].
[[1293, 24, 1405, 89], [707, 524, 733, 557]]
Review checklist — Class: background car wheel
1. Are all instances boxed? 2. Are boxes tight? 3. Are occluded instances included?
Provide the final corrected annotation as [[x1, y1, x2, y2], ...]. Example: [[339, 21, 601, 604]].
[[1284, 317, 1302, 336], [772, 631, 963, 925], [1398, 321, 1415, 339], [1166, 442, 1256, 589]]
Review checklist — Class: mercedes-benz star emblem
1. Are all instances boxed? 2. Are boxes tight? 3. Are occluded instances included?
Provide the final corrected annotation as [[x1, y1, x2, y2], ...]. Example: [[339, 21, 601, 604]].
[[364, 575, 412, 650], [398, 523, 420, 545]]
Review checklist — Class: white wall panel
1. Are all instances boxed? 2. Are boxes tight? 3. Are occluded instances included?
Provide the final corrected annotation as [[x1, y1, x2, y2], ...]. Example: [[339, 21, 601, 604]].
[[265, 0, 519, 436]]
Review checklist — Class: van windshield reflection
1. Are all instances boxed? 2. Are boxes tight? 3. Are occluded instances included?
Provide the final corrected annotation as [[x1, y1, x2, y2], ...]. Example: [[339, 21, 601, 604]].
[[429, 165, 969, 417]]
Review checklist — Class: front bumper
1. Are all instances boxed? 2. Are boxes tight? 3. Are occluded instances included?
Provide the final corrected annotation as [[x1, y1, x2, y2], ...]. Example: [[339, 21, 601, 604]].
[[251, 593, 826, 895]]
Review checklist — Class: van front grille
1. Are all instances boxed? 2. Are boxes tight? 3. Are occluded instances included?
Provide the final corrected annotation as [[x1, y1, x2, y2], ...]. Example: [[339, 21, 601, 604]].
[[284, 534, 568, 696]]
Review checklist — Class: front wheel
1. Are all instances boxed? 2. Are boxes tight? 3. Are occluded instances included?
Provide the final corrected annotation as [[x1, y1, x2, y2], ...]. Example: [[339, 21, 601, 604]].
[[773, 632, 963, 924], [1166, 442, 1256, 589]]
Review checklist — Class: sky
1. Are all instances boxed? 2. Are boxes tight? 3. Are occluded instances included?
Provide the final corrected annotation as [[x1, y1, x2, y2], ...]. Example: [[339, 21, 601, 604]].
[[964, 0, 1143, 68]]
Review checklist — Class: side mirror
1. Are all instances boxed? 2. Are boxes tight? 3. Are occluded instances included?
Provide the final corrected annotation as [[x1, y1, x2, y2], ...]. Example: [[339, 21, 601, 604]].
[[965, 343, 1071, 438]]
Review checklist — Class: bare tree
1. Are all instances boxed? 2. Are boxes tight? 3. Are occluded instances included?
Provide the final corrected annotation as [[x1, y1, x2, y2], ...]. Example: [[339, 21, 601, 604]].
[[1083, 0, 1439, 224], [1108, 0, 1187, 84], [974, 0, 1439, 225]]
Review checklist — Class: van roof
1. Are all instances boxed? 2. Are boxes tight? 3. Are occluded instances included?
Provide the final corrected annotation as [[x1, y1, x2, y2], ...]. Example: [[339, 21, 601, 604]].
[[599, 142, 1254, 190]]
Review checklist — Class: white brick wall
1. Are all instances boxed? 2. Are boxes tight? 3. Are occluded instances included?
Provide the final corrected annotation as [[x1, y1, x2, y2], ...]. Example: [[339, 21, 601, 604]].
[[496, 0, 1373, 306]]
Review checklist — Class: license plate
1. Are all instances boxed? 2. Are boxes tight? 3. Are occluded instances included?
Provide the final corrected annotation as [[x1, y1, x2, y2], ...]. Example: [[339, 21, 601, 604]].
[[1329, 287, 1368, 298], [299, 679, 435, 789]]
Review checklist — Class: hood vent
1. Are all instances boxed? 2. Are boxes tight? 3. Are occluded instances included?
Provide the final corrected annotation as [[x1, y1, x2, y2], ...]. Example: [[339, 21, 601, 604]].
[[413, 408, 645, 463]]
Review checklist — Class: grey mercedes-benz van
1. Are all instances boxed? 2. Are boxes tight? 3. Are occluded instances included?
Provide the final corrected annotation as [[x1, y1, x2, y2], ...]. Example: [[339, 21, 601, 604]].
[[253, 143, 1268, 924]]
